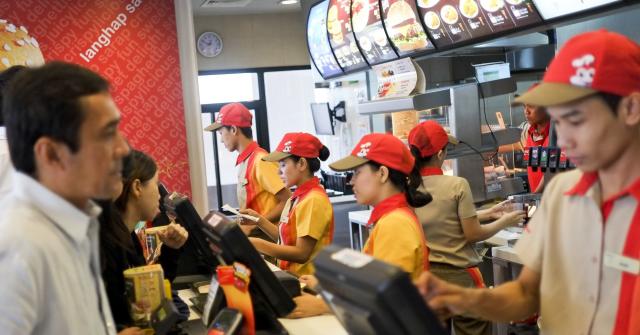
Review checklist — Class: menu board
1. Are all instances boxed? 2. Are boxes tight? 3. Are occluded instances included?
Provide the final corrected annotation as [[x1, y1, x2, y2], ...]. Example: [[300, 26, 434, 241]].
[[307, 0, 344, 79], [381, 0, 435, 57], [417, 0, 542, 48], [532, 0, 622, 20], [351, 0, 398, 65], [327, 0, 369, 72]]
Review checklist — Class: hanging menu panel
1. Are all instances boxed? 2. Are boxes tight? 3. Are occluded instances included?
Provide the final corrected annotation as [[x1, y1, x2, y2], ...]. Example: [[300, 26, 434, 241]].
[[351, 0, 399, 65], [307, 0, 344, 79], [532, 0, 622, 20], [328, 0, 369, 72], [381, 0, 435, 57]]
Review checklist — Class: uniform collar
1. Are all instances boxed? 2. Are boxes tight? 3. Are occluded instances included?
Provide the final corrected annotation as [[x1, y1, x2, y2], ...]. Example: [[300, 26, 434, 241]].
[[368, 193, 409, 226], [236, 141, 259, 166], [565, 171, 640, 201], [292, 177, 321, 200], [420, 167, 443, 176], [527, 122, 550, 138], [13, 172, 101, 244]]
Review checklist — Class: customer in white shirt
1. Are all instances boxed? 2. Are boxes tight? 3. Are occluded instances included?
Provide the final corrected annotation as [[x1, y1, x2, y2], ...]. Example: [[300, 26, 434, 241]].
[[0, 62, 130, 335], [0, 65, 26, 202]]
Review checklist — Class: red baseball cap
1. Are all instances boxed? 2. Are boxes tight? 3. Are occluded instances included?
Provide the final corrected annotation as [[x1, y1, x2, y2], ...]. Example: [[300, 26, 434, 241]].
[[330, 133, 415, 175], [263, 132, 325, 162], [515, 30, 640, 107], [204, 102, 253, 131], [408, 121, 459, 158]]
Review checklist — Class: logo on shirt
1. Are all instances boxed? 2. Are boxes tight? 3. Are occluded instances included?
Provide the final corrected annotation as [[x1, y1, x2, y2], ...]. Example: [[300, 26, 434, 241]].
[[569, 54, 595, 87], [283, 141, 293, 153], [357, 142, 371, 157]]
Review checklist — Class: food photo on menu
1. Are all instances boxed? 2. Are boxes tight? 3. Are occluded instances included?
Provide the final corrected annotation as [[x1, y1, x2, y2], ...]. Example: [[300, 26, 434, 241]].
[[328, 0, 368, 72], [351, 0, 398, 65], [307, 0, 343, 78], [382, 0, 433, 56]]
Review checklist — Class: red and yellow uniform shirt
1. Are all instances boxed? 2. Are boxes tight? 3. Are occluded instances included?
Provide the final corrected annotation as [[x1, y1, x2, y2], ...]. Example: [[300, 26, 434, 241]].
[[236, 141, 285, 216], [363, 193, 429, 280], [525, 123, 550, 192], [277, 177, 334, 276]]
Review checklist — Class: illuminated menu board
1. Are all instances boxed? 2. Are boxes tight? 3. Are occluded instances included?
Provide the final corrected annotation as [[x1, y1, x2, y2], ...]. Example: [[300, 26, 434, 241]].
[[351, 0, 399, 65], [328, 0, 369, 72], [307, 0, 344, 79], [417, 0, 542, 48], [532, 0, 622, 20], [381, 0, 435, 57]]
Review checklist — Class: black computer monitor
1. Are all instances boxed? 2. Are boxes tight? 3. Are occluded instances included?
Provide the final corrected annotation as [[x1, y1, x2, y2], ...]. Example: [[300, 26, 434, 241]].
[[166, 193, 219, 276], [311, 102, 334, 135], [200, 211, 296, 332], [314, 245, 447, 335]]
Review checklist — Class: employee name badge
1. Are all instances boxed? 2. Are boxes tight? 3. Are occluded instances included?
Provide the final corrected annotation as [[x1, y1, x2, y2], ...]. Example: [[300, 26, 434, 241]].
[[240, 178, 248, 187], [604, 251, 640, 275]]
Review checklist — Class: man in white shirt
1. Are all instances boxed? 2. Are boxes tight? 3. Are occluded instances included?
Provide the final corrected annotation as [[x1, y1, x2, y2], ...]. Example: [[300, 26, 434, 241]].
[[0, 62, 130, 334], [0, 65, 26, 202]]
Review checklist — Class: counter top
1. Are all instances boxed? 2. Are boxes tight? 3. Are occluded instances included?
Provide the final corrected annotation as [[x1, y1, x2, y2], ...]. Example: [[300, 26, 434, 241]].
[[329, 194, 357, 204], [492, 246, 522, 265], [348, 210, 372, 225], [484, 228, 522, 246]]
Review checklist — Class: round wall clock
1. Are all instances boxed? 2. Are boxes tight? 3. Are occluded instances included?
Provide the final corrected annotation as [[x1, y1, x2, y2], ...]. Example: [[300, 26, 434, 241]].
[[197, 31, 223, 58]]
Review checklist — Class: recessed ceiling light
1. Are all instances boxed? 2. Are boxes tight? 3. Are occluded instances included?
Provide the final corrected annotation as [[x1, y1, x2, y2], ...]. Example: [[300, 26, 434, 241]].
[[279, 0, 298, 5]]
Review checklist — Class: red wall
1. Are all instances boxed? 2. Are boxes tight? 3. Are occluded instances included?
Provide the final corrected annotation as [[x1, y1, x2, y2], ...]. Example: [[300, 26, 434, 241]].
[[0, 0, 192, 195]]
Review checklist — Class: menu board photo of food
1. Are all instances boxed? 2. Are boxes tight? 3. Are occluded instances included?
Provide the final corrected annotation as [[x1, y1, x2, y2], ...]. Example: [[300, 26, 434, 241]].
[[328, 0, 369, 73], [307, 0, 344, 79], [416, 0, 541, 48], [350, 0, 398, 65], [381, 0, 434, 57]]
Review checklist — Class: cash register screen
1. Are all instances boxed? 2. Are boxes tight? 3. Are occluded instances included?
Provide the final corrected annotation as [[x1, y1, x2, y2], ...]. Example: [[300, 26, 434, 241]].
[[314, 245, 447, 335]]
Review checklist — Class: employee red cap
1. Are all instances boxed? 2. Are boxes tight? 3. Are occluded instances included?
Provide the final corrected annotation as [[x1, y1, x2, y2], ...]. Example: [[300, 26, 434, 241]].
[[263, 132, 325, 162], [408, 121, 459, 158], [204, 102, 253, 131], [330, 133, 415, 175], [514, 30, 640, 107]]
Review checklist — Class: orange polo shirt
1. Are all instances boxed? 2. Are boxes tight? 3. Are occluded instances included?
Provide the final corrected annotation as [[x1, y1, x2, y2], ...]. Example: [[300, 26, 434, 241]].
[[525, 123, 550, 192], [236, 141, 285, 216], [277, 177, 334, 276], [363, 193, 429, 280]]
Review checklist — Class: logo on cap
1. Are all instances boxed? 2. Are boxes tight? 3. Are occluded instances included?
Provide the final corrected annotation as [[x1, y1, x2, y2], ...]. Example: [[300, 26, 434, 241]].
[[570, 54, 596, 87], [357, 142, 371, 158], [216, 112, 225, 123], [283, 141, 293, 153]]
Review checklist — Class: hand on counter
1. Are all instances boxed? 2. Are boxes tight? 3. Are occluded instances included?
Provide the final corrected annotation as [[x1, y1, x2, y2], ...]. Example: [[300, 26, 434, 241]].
[[287, 293, 331, 319], [118, 327, 145, 335], [156, 222, 188, 249], [299, 275, 319, 291]]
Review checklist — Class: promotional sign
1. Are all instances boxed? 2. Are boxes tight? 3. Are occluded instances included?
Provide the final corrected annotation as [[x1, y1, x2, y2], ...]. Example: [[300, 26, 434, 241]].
[[351, 0, 398, 65], [532, 0, 622, 20], [307, 0, 344, 78], [0, 0, 192, 195], [328, 0, 369, 72], [417, 0, 541, 48], [381, 0, 435, 56]]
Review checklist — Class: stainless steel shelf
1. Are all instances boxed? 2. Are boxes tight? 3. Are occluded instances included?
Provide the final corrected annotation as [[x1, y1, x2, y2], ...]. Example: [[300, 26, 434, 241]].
[[357, 89, 451, 115], [447, 128, 520, 159]]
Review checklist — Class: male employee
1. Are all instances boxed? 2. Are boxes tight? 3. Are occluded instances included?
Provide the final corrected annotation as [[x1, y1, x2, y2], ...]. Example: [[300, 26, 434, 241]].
[[0, 62, 130, 334], [205, 102, 290, 229], [520, 83, 551, 193], [417, 30, 640, 334], [0, 65, 26, 202]]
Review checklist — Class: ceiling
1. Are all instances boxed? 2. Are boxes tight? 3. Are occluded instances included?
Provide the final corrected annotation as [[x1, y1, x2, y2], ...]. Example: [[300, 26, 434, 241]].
[[192, 0, 301, 16]]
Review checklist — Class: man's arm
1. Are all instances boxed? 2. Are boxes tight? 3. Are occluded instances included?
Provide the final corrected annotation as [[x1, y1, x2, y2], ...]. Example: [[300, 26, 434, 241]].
[[416, 266, 540, 322], [263, 188, 291, 223]]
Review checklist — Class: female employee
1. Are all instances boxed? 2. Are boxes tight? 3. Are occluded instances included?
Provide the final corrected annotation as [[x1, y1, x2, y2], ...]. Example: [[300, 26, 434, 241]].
[[289, 133, 432, 319], [100, 150, 189, 332], [240, 132, 333, 276], [330, 133, 431, 279], [407, 121, 525, 335]]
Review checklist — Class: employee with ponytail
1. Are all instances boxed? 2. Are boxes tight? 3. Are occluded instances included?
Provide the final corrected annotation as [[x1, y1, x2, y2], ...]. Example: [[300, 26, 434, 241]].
[[330, 133, 431, 279], [408, 121, 525, 335], [240, 133, 333, 276]]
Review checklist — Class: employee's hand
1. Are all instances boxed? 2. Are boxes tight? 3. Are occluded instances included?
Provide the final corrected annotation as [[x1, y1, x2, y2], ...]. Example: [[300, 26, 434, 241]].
[[299, 275, 319, 291], [414, 271, 469, 321], [487, 199, 513, 220], [287, 293, 331, 319], [500, 210, 526, 228], [238, 208, 265, 227], [157, 223, 189, 249], [118, 327, 144, 335]]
